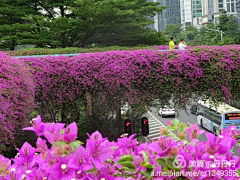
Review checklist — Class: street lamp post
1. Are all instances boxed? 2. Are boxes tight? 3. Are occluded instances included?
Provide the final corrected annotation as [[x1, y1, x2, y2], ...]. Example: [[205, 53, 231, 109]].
[[208, 29, 224, 42]]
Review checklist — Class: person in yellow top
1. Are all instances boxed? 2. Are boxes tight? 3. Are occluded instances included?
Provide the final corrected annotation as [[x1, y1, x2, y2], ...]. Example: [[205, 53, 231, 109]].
[[169, 37, 175, 50]]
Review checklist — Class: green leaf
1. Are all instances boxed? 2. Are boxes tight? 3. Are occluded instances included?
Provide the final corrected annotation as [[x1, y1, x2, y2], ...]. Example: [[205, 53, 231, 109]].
[[187, 142, 196, 146], [69, 140, 83, 151], [141, 162, 153, 170], [53, 141, 65, 148], [152, 151, 157, 155], [140, 170, 152, 179], [110, 146, 119, 150], [172, 119, 180, 126], [60, 129, 64, 135], [117, 155, 133, 164], [119, 161, 136, 171], [155, 158, 167, 171], [179, 122, 187, 132], [142, 151, 149, 162], [167, 125, 175, 131]]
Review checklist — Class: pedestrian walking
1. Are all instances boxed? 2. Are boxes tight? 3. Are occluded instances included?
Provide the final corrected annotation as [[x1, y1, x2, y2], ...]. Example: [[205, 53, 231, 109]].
[[178, 38, 187, 50]]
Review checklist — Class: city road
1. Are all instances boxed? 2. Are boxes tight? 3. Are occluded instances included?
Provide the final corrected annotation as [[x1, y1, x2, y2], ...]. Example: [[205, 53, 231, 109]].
[[145, 106, 239, 156]]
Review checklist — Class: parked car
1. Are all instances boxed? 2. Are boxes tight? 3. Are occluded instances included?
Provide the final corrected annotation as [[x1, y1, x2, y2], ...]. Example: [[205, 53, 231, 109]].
[[190, 104, 202, 115], [158, 105, 175, 117]]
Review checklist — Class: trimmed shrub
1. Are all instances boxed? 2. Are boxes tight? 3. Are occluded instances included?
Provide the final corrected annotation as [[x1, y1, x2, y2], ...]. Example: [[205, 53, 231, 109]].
[[5, 45, 172, 56], [0, 52, 35, 152], [20, 46, 240, 124]]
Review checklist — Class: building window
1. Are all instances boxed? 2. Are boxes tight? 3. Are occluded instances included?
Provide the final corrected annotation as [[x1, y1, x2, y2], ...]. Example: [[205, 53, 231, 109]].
[[219, 9, 224, 12], [227, 0, 230, 2], [193, 14, 202, 17], [193, 5, 202, 8], [193, 10, 202, 13], [231, 3, 235, 12], [219, 4, 223, 8], [218, 0, 223, 2], [193, 1, 202, 4], [227, 3, 230, 12]]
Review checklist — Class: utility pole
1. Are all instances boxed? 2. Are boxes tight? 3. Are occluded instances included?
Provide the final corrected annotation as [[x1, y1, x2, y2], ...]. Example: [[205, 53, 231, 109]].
[[208, 29, 224, 42]]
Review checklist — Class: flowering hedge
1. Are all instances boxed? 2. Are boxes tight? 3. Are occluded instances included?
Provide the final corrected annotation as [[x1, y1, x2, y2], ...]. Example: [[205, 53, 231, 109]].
[[0, 116, 239, 180], [0, 52, 35, 152], [20, 45, 240, 123], [5, 45, 170, 56]]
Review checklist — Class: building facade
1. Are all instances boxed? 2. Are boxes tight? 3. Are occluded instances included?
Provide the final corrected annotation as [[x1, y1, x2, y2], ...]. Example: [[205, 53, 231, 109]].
[[157, 0, 181, 31], [201, 0, 240, 25], [148, 0, 181, 31], [149, 0, 240, 31]]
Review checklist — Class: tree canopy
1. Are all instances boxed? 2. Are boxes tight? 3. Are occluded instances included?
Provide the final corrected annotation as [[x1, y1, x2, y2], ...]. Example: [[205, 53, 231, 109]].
[[0, 0, 166, 50]]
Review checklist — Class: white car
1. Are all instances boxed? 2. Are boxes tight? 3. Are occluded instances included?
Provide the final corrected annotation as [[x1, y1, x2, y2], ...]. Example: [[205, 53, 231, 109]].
[[159, 105, 176, 117]]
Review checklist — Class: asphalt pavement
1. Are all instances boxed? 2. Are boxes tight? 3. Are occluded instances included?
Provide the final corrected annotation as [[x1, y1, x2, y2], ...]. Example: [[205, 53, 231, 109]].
[[144, 106, 239, 156]]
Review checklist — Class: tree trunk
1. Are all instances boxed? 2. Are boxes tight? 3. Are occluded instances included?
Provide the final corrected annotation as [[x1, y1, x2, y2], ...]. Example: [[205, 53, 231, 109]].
[[116, 106, 122, 136], [61, 103, 67, 123]]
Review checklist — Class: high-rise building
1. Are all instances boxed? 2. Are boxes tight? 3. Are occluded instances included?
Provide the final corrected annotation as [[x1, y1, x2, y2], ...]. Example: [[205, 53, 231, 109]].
[[181, 0, 202, 27], [149, 0, 240, 31], [201, 0, 240, 25], [157, 0, 181, 31], [193, 0, 202, 17], [148, 0, 181, 31], [181, 0, 193, 26]]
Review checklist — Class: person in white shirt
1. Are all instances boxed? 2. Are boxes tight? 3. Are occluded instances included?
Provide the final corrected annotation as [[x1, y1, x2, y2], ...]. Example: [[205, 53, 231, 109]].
[[178, 38, 187, 50]]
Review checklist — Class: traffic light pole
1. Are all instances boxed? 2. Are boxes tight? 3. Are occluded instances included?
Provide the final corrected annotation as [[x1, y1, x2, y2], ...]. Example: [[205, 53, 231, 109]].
[[133, 119, 137, 141]]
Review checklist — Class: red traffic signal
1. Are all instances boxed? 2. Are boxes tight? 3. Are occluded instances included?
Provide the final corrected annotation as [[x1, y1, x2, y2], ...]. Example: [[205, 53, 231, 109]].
[[124, 119, 132, 136], [141, 117, 149, 136]]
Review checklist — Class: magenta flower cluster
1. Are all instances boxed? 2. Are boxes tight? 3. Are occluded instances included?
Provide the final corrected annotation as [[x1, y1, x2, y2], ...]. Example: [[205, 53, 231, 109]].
[[0, 115, 239, 180], [0, 52, 35, 152], [19, 45, 240, 121]]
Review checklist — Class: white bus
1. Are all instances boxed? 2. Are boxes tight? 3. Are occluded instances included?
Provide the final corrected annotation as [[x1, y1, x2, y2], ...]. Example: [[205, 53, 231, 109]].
[[197, 100, 240, 135]]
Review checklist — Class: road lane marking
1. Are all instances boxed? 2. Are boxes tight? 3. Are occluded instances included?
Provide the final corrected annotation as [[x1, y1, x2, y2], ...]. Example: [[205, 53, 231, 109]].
[[187, 122, 192, 126], [147, 111, 179, 140], [148, 132, 160, 137], [149, 129, 161, 133], [148, 134, 161, 138], [149, 127, 162, 131], [149, 124, 161, 127], [149, 122, 161, 126]]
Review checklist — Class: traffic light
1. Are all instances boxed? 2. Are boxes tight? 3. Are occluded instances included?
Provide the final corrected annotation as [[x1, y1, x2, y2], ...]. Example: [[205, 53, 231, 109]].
[[124, 119, 132, 136], [141, 117, 149, 136]]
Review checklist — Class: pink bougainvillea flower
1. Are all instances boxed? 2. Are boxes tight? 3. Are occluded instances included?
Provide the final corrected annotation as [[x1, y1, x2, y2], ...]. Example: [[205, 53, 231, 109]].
[[36, 137, 48, 154], [117, 134, 138, 150], [13, 142, 36, 172], [86, 131, 114, 169], [0, 155, 11, 177], [25, 169, 47, 180], [148, 136, 175, 157], [43, 123, 65, 144], [75, 145, 93, 171], [222, 125, 237, 138], [48, 157, 78, 180], [22, 115, 45, 136], [63, 122, 78, 143], [186, 123, 204, 140], [205, 132, 235, 154], [166, 121, 173, 126], [15, 142, 36, 163]]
